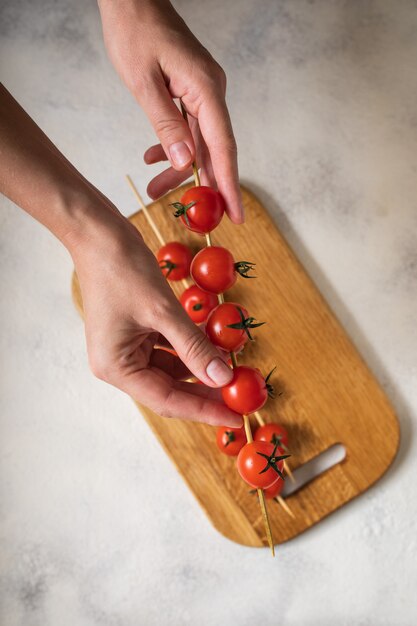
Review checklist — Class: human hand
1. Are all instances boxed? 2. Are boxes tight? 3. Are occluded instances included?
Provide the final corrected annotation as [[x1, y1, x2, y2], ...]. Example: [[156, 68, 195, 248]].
[[0, 84, 240, 425], [98, 0, 243, 223], [69, 207, 242, 426]]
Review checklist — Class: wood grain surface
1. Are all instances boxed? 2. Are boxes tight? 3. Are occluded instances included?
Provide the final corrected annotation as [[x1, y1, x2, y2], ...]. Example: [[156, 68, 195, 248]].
[[71, 183, 400, 546]]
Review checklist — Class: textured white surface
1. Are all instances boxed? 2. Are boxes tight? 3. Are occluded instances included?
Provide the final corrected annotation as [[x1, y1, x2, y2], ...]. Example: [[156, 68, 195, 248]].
[[1, 1, 416, 624]]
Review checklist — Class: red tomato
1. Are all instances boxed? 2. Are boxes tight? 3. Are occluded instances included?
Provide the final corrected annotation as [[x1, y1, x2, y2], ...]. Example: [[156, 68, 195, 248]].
[[157, 242, 193, 281], [221, 366, 269, 414], [171, 186, 225, 234], [191, 246, 255, 295], [254, 423, 289, 449], [263, 478, 284, 499], [180, 285, 218, 324], [206, 302, 265, 351], [216, 426, 247, 456], [237, 441, 285, 488]]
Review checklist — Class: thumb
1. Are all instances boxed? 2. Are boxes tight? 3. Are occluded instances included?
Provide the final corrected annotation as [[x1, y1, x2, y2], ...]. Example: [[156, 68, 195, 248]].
[[135, 75, 195, 171], [162, 310, 233, 388]]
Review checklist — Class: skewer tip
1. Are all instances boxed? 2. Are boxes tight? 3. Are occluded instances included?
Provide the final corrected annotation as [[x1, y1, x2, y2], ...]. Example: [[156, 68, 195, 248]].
[[284, 461, 296, 483], [277, 495, 295, 519]]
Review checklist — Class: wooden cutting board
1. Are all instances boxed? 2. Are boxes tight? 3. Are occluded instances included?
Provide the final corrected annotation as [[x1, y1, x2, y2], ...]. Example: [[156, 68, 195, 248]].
[[71, 183, 400, 546]]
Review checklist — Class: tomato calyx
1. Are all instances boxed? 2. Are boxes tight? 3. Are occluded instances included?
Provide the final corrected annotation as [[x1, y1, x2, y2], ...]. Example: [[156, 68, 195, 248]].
[[171, 201, 196, 227], [265, 367, 277, 398], [158, 259, 177, 278], [270, 433, 288, 451], [224, 430, 236, 447], [226, 306, 265, 341], [192, 302, 203, 311], [234, 261, 256, 279], [256, 441, 290, 481]]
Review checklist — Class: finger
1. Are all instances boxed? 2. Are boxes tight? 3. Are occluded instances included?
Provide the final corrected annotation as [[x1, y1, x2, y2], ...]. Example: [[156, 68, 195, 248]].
[[159, 307, 233, 388], [135, 75, 195, 171], [147, 165, 192, 200], [115, 367, 243, 426], [144, 143, 168, 165], [197, 94, 244, 224], [144, 126, 216, 191]]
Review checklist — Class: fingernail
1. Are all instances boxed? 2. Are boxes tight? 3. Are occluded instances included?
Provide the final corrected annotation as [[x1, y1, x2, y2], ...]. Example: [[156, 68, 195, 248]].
[[206, 358, 233, 386], [169, 141, 192, 168]]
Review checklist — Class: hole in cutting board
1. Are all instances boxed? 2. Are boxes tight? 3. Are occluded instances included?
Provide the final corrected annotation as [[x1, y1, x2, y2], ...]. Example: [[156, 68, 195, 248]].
[[282, 444, 346, 497]]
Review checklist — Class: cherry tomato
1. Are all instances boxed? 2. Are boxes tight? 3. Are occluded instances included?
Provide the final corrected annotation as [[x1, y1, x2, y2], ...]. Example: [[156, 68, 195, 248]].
[[216, 426, 247, 456], [221, 366, 270, 414], [171, 186, 225, 234], [157, 242, 193, 281], [254, 423, 289, 449], [180, 285, 218, 324], [237, 441, 285, 489], [263, 478, 284, 499], [191, 246, 255, 295], [206, 302, 265, 351]]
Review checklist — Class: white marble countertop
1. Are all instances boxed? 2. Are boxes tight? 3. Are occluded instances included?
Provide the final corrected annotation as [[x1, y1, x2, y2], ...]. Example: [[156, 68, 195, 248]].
[[1, 1, 416, 624]]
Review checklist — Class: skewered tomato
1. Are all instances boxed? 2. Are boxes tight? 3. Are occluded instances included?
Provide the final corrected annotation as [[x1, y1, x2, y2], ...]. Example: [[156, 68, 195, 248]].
[[216, 426, 247, 456], [171, 186, 225, 234], [237, 441, 288, 489], [157, 242, 192, 281], [190, 246, 255, 294], [254, 423, 289, 449], [221, 366, 274, 415], [206, 302, 265, 351], [180, 285, 218, 324]]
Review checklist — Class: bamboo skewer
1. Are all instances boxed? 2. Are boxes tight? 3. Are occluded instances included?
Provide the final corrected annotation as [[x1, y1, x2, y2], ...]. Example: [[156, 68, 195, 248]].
[[253, 410, 295, 484], [284, 464, 295, 483], [127, 160, 284, 549], [239, 408, 275, 549], [180, 100, 275, 555], [230, 353, 255, 447], [125, 174, 190, 291], [252, 410, 295, 519], [276, 496, 295, 519], [180, 101, 201, 189], [231, 368, 274, 553], [179, 102, 214, 252], [126, 126, 284, 550], [234, 396, 274, 553], [125, 174, 165, 246]]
